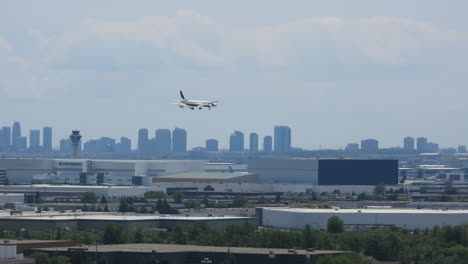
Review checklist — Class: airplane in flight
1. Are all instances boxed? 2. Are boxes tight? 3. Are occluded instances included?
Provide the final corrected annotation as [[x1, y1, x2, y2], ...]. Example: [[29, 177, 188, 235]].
[[177, 91, 218, 110]]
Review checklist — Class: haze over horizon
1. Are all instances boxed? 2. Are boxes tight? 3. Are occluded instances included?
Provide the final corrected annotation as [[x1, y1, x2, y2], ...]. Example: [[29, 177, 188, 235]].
[[1, 1, 468, 149]]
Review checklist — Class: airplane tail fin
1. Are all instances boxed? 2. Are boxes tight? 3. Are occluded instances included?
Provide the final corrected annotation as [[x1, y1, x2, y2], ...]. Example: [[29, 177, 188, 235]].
[[179, 91, 186, 100]]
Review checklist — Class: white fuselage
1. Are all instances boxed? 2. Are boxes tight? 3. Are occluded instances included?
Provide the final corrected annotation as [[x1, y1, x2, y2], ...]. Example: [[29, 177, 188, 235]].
[[180, 99, 217, 108]]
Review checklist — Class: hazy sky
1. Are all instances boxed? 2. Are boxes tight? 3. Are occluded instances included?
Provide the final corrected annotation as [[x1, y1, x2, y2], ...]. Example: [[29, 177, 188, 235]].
[[1, 0, 468, 150]]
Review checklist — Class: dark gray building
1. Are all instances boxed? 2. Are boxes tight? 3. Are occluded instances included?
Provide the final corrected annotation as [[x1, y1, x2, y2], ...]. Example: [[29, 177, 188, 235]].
[[205, 139, 218, 151], [84, 137, 116, 153], [274, 126, 291, 153], [29, 129, 40, 151], [360, 139, 379, 152], [417, 137, 428, 152], [1, 126, 11, 152], [12, 121, 21, 151], [345, 143, 359, 151], [155, 129, 172, 153], [0, 128, 3, 151], [427, 142, 439, 153], [14, 136, 27, 152], [172, 128, 187, 153], [458, 145, 467, 153], [43, 127, 53, 153], [403, 136, 414, 151], [138, 128, 149, 154], [59, 138, 73, 154], [263, 136, 272, 153], [249, 133, 258, 152], [117, 137, 131, 153], [229, 131, 244, 152], [249, 158, 398, 185]]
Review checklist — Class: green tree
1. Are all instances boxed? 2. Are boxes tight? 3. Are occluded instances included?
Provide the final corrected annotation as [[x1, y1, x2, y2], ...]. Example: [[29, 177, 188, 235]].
[[419, 186, 428, 194], [173, 226, 187, 244], [34, 190, 43, 204], [100, 195, 108, 204], [302, 225, 316, 248], [144, 191, 166, 199], [103, 224, 125, 244], [184, 199, 200, 209], [30, 252, 49, 264], [233, 196, 248, 207], [103, 204, 110, 212], [173, 192, 185, 203], [49, 255, 71, 264], [55, 227, 62, 240], [327, 216, 344, 233], [317, 254, 364, 264], [373, 184, 386, 196], [134, 228, 144, 243], [357, 192, 367, 201], [80, 192, 98, 204], [119, 198, 132, 212]]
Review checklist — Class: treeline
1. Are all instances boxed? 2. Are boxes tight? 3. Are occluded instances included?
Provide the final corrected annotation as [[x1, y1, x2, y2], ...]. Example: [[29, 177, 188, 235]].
[[3, 223, 467, 263]]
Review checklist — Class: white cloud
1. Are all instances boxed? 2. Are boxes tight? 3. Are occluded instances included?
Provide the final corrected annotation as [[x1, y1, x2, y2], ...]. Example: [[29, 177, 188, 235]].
[[32, 11, 467, 72]]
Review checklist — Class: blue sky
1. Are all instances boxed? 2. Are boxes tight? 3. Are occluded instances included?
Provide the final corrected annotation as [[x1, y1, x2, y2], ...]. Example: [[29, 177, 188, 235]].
[[1, 1, 467, 149]]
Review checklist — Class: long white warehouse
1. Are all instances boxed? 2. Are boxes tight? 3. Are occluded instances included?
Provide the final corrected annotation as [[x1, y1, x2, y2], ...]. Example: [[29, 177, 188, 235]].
[[260, 207, 468, 230]]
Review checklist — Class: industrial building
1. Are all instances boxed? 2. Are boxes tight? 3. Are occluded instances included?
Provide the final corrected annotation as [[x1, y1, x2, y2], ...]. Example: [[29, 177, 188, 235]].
[[259, 207, 468, 230], [248, 158, 398, 185], [0, 211, 256, 232], [25, 244, 345, 264], [0, 158, 205, 185]]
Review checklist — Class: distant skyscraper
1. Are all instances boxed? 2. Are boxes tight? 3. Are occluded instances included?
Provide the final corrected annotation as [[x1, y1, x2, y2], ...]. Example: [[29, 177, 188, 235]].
[[1, 127, 11, 152], [14, 136, 27, 152], [11, 122, 21, 151], [119, 137, 131, 153], [427, 142, 439, 153], [229, 131, 244, 152], [155, 129, 172, 153], [29, 130, 40, 151], [59, 138, 73, 154], [416, 137, 428, 152], [361, 139, 379, 151], [403, 137, 415, 151], [458, 145, 467, 153], [138, 128, 149, 153], [274, 126, 291, 153], [345, 143, 359, 151], [263, 136, 272, 153], [172, 128, 187, 153], [249, 133, 259, 152], [206, 139, 218, 151], [43, 127, 52, 152]]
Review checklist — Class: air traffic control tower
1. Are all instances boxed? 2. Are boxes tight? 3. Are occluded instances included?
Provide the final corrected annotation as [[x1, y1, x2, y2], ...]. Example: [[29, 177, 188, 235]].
[[69, 130, 82, 159]]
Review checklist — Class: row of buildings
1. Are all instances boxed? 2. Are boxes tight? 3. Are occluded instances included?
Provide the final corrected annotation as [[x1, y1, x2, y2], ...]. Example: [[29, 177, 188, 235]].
[[345, 136, 466, 153], [61, 126, 292, 155], [0, 122, 53, 153]]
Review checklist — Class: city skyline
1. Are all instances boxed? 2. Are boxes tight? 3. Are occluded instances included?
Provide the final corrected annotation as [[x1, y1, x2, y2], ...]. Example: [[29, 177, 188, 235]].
[[1, 120, 467, 153]]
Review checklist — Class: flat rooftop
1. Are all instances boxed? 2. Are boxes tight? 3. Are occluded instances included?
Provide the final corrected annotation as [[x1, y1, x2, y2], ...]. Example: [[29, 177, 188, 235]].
[[0, 239, 65, 245], [262, 207, 468, 215], [156, 172, 252, 179], [33, 243, 343, 255], [0, 211, 254, 221]]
